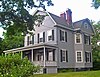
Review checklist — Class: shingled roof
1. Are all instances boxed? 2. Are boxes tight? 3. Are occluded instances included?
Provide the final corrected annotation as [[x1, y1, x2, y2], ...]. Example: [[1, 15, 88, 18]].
[[73, 18, 90, 29], [48, 12, 74, 29]]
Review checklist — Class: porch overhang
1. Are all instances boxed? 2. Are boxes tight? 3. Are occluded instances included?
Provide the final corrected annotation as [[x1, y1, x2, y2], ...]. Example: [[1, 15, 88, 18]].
[[3, 44, 58, 53]]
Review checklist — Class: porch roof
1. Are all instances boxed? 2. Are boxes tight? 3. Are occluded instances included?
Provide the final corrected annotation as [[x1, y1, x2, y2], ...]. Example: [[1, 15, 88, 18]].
[[3, 44, 58, 53]]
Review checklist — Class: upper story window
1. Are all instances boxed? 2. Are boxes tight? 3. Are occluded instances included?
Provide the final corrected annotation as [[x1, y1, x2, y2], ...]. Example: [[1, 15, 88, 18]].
[[84, 35, 90, 45], [85, 51, 91, 63], [60, 50, 68, 62], [75, 33, 82, 44], [37, 32, 45, 43], [60, 30, 67, 42], [76, 51, 83, 63], [47, 30, 54, 41], [40, 32, 43, 42], [27, 35, 32, 45]]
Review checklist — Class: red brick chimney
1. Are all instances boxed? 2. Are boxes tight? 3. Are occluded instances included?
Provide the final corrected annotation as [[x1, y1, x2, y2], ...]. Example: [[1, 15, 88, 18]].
[[60, 12, 66, 20], [66, 8, 72, 25]]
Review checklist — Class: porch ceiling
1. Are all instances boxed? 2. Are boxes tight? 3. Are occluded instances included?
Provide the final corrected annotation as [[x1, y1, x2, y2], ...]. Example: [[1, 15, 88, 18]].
[[3, 44, 58, 53]]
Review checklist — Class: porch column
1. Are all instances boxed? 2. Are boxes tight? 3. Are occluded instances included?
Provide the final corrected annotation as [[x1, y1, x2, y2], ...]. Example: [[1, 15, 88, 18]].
[[43, 46, 46, 68], [31, 49, 33, 62]]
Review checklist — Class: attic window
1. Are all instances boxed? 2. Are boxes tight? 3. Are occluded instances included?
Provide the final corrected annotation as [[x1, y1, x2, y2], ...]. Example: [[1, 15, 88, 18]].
[[84, 22, 88, 29]]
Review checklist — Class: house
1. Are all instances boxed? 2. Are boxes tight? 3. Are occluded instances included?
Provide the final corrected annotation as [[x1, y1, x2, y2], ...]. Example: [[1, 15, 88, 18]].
[[3, 9, 94, 74]]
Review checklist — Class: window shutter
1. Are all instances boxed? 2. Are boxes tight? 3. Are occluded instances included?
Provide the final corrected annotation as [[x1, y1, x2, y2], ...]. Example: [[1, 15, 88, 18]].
[[65, 32, 67, 42], [43, 32, 45, 42], [90, 53, 91, 62], [60, 50, 62, 62], [89, 36, 91, 45], [32, 35, 34, 44], [60, 30, 62, 41], [66, 51, 68, 62], [85, 52, 87, 62], [27, 36, 29, 45], [84, 35, 86, 44], [53, 49, 55, 61], [52, 30, 54, 41], [37, 33, 39, 43]]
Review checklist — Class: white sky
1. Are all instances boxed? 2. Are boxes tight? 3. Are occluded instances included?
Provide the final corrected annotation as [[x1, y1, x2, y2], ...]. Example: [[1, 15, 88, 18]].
[[0, 0, 100, 37]]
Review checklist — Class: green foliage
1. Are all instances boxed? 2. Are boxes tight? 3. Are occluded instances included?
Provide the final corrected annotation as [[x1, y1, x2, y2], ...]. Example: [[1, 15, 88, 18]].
[[32, 71, 100, 77], [0, 0, 53, 32], [91, 21, 100, 70], [0, 53, 40, 77], [92, 0, 100, 9], [58, 69, 74, 73]]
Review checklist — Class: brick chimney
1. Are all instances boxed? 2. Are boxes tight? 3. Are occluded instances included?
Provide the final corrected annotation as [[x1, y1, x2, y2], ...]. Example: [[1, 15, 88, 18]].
[[60, 12, 66, 20], [66, 8, 72, 25]]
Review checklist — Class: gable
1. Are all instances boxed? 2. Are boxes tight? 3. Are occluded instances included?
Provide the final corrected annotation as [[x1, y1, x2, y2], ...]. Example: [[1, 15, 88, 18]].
[[81, 19, 94, 35]]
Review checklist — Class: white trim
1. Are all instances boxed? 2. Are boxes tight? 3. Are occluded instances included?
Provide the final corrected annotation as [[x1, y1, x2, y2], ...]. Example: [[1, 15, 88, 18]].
[[75, 33, 82, 44], [76, 51, 83, 63]]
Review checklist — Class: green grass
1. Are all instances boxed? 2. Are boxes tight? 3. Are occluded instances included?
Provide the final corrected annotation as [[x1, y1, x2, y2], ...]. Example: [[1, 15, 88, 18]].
[[31, 70, 100, 77]]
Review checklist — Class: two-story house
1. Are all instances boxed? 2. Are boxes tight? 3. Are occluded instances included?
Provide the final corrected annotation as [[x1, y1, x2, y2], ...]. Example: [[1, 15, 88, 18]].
[[3, 9, 94, 74]]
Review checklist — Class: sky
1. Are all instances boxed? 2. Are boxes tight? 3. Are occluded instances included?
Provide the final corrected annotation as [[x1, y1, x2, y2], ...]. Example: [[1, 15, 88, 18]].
[[0, 0, 100, 37]]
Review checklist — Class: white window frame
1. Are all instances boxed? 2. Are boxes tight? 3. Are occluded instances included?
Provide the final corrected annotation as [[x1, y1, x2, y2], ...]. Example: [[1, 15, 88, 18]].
[[85, 51, 91, 63], [76, 51, 83, 63], [47, 30, 52, 41], [75, 33, 82, 44]]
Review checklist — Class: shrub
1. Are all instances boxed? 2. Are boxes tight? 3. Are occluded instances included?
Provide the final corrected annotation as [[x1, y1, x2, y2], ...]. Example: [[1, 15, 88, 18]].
[[0, 53, 40, 77]]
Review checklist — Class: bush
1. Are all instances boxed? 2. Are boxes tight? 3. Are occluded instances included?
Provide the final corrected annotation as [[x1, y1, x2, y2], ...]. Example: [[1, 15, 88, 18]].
[[0, 53, 40, 77]]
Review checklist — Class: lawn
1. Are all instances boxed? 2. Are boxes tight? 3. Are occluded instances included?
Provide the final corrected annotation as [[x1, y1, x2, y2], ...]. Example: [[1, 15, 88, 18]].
[[31, 70, 100, 77]]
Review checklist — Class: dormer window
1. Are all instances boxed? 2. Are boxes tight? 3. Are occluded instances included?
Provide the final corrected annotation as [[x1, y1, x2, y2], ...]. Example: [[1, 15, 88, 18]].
[[75, 33, 82, 44], [84, 22, 88, 29]]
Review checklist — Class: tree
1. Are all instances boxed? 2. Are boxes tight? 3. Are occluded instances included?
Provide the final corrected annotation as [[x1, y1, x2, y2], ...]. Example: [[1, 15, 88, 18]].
[[91, 21, 100, 70], [92, 0, 100, 9], [0, 53, 40, 77], [0, 0, 54, 33]]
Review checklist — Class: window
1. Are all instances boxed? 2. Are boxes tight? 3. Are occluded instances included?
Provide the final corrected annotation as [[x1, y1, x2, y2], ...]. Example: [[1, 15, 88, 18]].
[[37, 32, 45, 43], [39, 32, 43, 42], [61, 50, 68, 62], [85, 52, 91, 63], [47, 30, 54, 41], [76, 51, 83, 62], [48, 52, 53, 61], [84, 22, 88, 29], [27, 35, 32, 45], [60, 30, 67, 42], [75, 33, 81, 44], [84, 35, 90, 45]]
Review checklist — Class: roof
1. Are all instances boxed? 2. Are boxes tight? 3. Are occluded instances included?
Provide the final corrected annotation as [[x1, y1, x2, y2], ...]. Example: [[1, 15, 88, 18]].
[[73, 18, 90, 29], [3, 44, 58, 53], [48, 12, 73, 29]]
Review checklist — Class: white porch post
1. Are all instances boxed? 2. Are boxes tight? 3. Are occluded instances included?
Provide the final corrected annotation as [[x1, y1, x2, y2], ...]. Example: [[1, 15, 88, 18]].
[[43, 46, 46, 68], [31, 49, 33, 62]]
